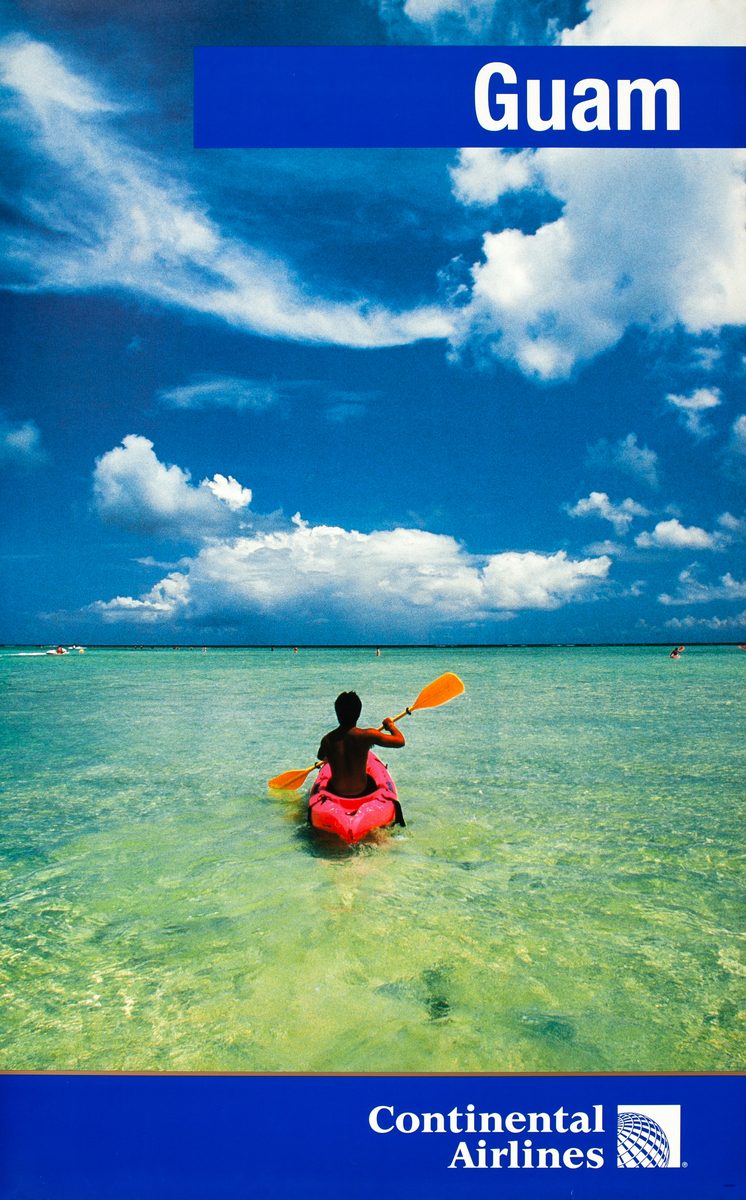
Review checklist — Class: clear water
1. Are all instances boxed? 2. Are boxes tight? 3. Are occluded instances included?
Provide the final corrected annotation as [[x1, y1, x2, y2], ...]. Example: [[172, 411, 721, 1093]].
[[1, 645, 744, 1072]]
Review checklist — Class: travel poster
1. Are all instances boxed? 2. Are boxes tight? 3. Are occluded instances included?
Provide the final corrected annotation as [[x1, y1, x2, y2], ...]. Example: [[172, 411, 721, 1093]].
[[0, 0, 744, 1195]]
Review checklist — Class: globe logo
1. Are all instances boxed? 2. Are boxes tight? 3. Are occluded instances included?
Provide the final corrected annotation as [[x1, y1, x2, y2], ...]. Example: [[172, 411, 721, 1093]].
[[617, 1111, 670, 1168]]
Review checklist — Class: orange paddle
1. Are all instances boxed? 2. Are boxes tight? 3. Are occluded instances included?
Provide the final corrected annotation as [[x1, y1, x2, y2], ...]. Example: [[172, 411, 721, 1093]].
[[268, 672, 465, 790]]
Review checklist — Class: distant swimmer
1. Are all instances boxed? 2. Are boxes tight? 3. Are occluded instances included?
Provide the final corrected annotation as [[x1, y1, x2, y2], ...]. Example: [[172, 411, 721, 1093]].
[[376, 647, 380, 657], [294, 646, 298, 654]]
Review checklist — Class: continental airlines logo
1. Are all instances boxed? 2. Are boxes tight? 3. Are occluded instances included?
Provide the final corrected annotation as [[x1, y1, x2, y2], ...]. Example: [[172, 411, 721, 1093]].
[[369, 1101, 683, 1171], [617, 1105, 681, 1168]]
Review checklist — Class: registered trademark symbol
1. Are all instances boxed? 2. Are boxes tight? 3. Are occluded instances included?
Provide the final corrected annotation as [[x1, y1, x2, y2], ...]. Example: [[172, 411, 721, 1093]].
[[682, 1162, 688, 1168]]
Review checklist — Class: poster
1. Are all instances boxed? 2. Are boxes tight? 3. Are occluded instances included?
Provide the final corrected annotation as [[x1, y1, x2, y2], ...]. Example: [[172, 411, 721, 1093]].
[[0, 0, 744, 1195]]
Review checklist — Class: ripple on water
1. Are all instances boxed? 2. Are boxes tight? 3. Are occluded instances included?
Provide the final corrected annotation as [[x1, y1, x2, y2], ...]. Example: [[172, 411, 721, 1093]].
[[0, 645, 744, 1071]]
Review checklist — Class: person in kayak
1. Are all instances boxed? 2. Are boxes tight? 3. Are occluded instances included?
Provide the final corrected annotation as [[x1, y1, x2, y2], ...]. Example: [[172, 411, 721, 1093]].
[[317, 690, 405, 798]]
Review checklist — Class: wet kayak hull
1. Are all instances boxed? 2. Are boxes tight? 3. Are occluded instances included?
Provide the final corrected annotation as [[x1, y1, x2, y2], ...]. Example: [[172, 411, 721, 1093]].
[[308, 753, 403, 843]]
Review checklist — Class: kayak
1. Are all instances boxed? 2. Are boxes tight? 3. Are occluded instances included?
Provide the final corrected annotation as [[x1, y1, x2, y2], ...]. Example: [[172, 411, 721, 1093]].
[[308, 752, 405, 844]]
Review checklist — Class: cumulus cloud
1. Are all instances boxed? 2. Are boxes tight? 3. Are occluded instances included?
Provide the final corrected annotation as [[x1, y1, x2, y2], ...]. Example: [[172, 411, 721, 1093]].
[[0, 37, 451, 350], [0, 414, 47, 465], [86, 438, 611, 630], [586, 433, 659, 489], [666, 387, 722, 438], [658, 568, 746, 605], [565, 491, 649, 535], [89, 521, 611, 629], [559, 0, 746, 45], [717, 511, 746, 535], [203, 474, 252, 511], [379, 0, 497, 41], [449, 146, 746, 379], [635, 518, 721, 550], [158, 377, 279, 410], [87, 573, 191, 624], [377, 0, 746, 45], [665, 610, 746, 631], [92, 435, 251, 538]]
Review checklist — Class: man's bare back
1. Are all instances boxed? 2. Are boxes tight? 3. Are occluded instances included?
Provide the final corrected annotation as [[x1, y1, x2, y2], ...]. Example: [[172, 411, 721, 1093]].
[[318, 692, 405, 797]]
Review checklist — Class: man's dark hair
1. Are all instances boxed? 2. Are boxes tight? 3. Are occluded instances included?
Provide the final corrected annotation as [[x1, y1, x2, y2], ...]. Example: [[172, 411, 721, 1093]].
[[335, 690, 362, 729]]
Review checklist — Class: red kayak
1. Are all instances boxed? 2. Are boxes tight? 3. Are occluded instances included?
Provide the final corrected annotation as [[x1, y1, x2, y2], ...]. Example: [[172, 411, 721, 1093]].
[[308, 752, 405, 844]]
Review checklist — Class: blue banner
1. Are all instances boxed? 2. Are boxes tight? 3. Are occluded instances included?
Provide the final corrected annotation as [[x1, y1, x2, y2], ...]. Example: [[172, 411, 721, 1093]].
[[1, 1073, 744, 1197], [193, 46, 746, 148]]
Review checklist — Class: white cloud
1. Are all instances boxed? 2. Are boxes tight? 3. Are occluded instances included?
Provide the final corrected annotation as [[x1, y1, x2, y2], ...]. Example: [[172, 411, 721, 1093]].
[[377, 0, 746, 45], [89, 524, 611, 629], [560, 0, 746, 46], [582, 539, 627, 556], [666, 387, 722, 438], [158, 377, 279, 410], [203, 474, 253, 512], [565, 491, 649, 534], [394, 0, 497, 39], [586, 433, 660, 489], [665, 610, 746, 631], [87, 440, 611, 630], [0, 37, 452, 350], [87, 573, 191, 624], [717, 510, 746, 534], [658, 568, 746, 605], [449, 147, 746, 379], [635, 518, 720, 549], [92, 435, 249, 538], [729, 414, 746, 455], [0, 414, 47, 465]]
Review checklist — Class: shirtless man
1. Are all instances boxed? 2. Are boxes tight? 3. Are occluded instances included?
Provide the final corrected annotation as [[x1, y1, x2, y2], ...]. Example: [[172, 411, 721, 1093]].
[[317, 690, 405, 798]]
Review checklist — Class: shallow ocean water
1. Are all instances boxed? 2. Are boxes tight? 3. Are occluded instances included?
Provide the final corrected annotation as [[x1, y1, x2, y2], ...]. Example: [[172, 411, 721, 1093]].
[[1, 645, 744, 1072]]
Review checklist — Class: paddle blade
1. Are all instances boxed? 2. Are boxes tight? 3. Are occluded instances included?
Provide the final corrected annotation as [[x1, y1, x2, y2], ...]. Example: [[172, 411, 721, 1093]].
[[268, 765, 315, 791], [410, 672, 464, 712]]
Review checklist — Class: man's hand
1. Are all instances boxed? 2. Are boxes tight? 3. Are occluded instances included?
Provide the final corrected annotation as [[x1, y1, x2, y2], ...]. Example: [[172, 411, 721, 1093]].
[[382, 717, 396, 731]]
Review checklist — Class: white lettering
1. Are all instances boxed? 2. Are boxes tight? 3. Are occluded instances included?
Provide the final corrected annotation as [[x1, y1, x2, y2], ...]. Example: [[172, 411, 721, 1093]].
[[537, 1147, 561, 1168], [448, 1141, 475, 1168], [395, 1111, 420, 1133], [527, 1112, 551, 1133], [617, 78, 680, 130], [492, 1147, 510, 1167], [570, 1111, 591, 1133], [572, 78, 611, 131], [587, 1147, 604, 1168], [505, 1112, 526, 1133], [475, 62, 518, 131], [526, 78, 566, 130], [593, 1105, 604, 1133], [479, 1112, 503, 1133], [448, 1106, 463, 1133], [554, 1107, 568, 1133], [563, 1147, 585, 1168], [476, 1140, 488, 1168], [369, 1106, 394, 1133], [422, 1112, 445, 1133]]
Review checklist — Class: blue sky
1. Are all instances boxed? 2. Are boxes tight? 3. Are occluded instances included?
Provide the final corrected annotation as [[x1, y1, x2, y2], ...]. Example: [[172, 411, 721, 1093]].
[[1, 0, 744, 643]]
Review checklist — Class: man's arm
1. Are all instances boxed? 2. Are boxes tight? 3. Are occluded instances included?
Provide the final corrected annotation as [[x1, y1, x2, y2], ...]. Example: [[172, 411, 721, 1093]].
[[317, 733, 329, 760], [359, 718, 405, 749]]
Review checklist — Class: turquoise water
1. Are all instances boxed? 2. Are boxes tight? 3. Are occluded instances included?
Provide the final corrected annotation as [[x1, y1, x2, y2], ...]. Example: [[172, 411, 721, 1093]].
[[1, 645, 744, 1072]]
